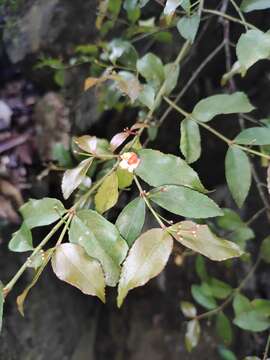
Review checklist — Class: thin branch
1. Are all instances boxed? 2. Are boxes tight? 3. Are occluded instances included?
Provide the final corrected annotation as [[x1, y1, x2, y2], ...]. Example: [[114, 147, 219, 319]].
[[159, 41, 225, 127], [263, 333, 270, 360]]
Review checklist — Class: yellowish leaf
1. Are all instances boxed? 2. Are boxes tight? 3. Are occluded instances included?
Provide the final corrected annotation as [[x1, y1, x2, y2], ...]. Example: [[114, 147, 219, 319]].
[[95, 172, 119, 213]]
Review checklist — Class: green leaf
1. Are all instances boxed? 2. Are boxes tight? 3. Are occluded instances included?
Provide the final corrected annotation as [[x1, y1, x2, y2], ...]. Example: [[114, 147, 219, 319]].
[[233, 293, 252, 316], [136, 53, 164, 89], [185, 319, 200, 352], [241, 0, 270, 12], [62, 158, 93, 200], [236, 30, 270, 72], [195, 255, 208, 281], [260, 236, 270, 263], [235, 127, 270, 145], [116, 168, 133, 189], [95, 172, 119, 214], [108, 0, 121, 16], [20, 198, 66, 229], [150, 186, 223, 218], [0, 282, 4, 332], [75, 136, 112, 157], [218, 347, 237, 360], [192, 92, 255, 123], [107, 39, 138, 67], [124, 0, 140, 22], [217, 208, 246, 231], [163, 63, 180, 95], [52, 143, 72, 168], [135, 149, 206, 192], [208, 278, 232, 299], [69, 210, 128, 286], [233, 310, 270, 332], [180, 301, 197, 318], [243, 357, 261, 360], [117, 228, 173, 307], [9, 223, 33, 252], [180, 117, 201, 163], [191, 284, 217, 310], [225, 146, 251, 208], [177, 13, 200, 43], [252, 299, 270, 316], [153, 31, 173, 43], [217, 209, 254, 249], [138, 84, 155, 110], [181, 0, 191, 13], [52, 243, 106, 302], [116, 197, 146, 246], [169, 221, 243, 261], [216, 312, 233, 345]]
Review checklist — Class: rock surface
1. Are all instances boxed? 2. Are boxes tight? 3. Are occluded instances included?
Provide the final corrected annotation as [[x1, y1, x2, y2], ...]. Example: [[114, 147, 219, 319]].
[[3, 0, 98, 63]]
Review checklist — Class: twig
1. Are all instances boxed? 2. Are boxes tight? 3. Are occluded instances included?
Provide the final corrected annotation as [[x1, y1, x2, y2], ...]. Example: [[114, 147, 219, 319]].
[[203, 8, 258, 30], [194, 256, 261, 321], [263, 333, 270, 360]]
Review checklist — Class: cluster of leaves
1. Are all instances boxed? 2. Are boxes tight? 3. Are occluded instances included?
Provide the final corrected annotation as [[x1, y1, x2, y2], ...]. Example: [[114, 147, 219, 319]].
[[2, 0, 270, 358]]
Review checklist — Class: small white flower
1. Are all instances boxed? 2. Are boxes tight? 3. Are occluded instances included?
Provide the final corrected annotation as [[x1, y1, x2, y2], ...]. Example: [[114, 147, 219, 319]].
[[119, 152, 140, 173]]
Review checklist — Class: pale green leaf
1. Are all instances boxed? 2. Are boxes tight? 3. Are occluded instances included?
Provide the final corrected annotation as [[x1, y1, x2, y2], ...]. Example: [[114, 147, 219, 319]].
[[52, 243, 106, 302], [150, 186, 223, 218], [241, 0, 270, 12], [117, 228, 173, 307], [0, 282, 4, 332], [9, 223, 33, 252], [236, 30, 270, 72], [192, 92, 255, 122], [164, 0, 183, 15], [138, 84, 155, 109], [177, 13, 200, 43], [260, 236, 270, 263], [169, 221, 243, 261], [74, 136, 112, 156], [62, 158, 93, 199], [116, 71, 142, 103], [69, 210, 128, 286], [95, 172, 119, 214], [181, 0, 191, 12], [180, 301, 197, 318], [107, 39, 138, 67], [116, 197, 146, 246], [163, 63, 180, 95], [20, 198, 66, 228], [233, 310, 270, 332], [233, 293, 252, 316], [225, 146, 251, 207], [135, 149, 206, 192], [185, 319, 200, 352], [17, 249, 52, 316], [136, 53, 164, 89], [180, 117, 201, 163], [235, 127, 270, 145], [216, 312, 233, 345]]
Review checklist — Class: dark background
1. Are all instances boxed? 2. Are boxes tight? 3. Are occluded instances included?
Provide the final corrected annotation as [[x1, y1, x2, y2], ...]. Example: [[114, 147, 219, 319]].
[[0, 1, 270, 359]]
